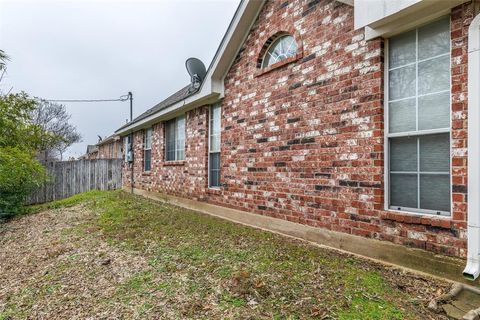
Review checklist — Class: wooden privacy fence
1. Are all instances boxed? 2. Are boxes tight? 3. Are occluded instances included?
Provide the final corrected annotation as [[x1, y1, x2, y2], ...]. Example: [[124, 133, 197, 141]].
[[27, 159, 123, 205]]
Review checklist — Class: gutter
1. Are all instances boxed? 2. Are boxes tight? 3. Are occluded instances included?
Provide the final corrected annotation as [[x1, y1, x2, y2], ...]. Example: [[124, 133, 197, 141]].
[[463, 12, 480, 281]]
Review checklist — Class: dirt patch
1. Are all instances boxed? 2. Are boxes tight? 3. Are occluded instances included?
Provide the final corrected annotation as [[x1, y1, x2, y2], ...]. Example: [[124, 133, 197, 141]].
[[0, 205, 160, 319]]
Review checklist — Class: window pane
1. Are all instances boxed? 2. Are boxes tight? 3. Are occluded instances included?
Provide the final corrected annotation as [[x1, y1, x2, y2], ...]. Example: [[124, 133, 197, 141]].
[[176, 148, 185, 161], [418, 17, 450, 60], [389, 65, 416, 100], [212, 106, 221, 134], [144, 149, 151, 171], [420, 174, 450, 213], [210, 134, 220, 153], [176, 116, 185, 160], [124, 138, 129, 162], [390, 173, 418, 209], [390, 137, 417, 172], [389, 98, 416, 133], [210, 105, 221, 153], [419, 133, 450, 172], [210, 169, 220, 188], [209, 152, 220, 187], [389, 30, 416, 69], [283, 36, 298, 56], [418, 92, 450, 130], [144, 128, 152, 149], [166, 120, 176, 161], [262, 35, 297, 68], [210, 151, 219, 169], [177, 116, 185, 134], [418, 55, 450, 95]]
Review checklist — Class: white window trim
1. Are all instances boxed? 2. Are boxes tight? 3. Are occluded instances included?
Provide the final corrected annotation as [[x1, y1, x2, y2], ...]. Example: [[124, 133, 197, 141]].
[[124, 135, 131, 163], [208, 104, 221, 189], [165, 115, 185, 162], [143, 128, 152, 172], [262, 34, 298, 69], [384, 17, 453, 217]]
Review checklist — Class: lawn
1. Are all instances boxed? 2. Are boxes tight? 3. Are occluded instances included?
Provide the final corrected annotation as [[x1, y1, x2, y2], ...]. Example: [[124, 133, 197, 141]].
[[0, 190, 451, 319]]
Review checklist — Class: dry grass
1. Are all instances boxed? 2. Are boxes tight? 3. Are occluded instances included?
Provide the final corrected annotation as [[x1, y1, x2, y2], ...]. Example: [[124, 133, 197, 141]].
[[0, 191, 451, 319]]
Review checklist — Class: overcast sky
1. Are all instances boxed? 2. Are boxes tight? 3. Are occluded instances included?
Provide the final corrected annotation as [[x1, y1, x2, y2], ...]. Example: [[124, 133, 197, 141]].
[[0, 0, 240, 158]]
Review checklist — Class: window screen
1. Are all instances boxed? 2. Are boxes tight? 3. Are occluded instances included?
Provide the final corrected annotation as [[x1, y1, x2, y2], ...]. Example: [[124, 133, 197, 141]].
[[124, 135, 132, 163], [387, 17, 451, 215], [209, 104, 221, 188], [144, 128, 152, 171], [165, 115, 185, 161]]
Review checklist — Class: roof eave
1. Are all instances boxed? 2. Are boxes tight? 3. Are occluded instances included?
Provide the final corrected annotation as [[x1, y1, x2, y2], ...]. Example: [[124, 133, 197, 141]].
[[115, 0, 268, 136], [115, 89, 221, 136]]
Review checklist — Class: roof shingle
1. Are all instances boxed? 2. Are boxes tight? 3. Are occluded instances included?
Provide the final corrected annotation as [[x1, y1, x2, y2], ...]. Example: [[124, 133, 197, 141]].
[[116, 84, 197, 132]]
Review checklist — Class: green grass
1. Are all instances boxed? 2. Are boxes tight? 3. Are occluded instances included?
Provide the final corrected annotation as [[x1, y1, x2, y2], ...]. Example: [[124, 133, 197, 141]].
[[27, 190, 109, 214], [14, 190, 438, 319]]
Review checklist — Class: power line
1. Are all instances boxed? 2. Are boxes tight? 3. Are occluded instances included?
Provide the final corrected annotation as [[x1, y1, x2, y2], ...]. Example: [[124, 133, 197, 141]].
[[44, 95, 130, 103], [44, 92, 133, 122]]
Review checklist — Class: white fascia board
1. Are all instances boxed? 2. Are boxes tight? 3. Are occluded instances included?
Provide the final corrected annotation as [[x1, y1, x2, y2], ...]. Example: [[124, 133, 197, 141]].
[[211, 0, 266, 91], [359, 0, 467, 40], [354, 0, 420, 30], [116, 90, 220, 136], [116, 0, 266, 136]]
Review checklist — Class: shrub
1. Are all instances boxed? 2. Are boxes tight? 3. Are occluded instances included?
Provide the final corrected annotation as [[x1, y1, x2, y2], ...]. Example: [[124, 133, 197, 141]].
[[0, 147, 45, 218]]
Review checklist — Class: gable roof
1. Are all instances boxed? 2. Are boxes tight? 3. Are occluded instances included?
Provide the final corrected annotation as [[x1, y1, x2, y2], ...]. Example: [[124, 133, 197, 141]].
[[115, 0, 353, 136], [115, 0, 265, 135]]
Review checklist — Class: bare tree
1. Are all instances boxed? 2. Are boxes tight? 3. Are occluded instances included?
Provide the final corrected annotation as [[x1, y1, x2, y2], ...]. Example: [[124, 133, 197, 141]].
[[31, 99, 82, 161], [0, 50, 8, 71], [0, 50, 9, 86]]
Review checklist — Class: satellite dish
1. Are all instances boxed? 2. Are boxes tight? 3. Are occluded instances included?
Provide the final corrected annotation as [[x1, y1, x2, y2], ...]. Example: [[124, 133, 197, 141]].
[[185, 58, 206, 88]]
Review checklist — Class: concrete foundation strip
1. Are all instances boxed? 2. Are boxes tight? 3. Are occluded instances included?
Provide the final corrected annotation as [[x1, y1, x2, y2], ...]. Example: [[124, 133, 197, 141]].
[[428, 283, 480, 319], [428, 283, 463, 312]]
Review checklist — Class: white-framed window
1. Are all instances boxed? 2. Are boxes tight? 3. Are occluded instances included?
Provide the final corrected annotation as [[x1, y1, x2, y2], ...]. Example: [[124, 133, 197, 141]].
[[124, 135, 131, 163], [385, 17, 451, 216], [165, 115, 185, 161], [144, 128, 152, 171], [262, 34, 298, 68], [209, 104, 221, 188]]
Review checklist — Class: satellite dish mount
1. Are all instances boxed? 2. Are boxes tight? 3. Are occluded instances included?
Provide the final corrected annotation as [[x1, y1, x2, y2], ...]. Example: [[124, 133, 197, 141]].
[[185, 58, 207, 91]]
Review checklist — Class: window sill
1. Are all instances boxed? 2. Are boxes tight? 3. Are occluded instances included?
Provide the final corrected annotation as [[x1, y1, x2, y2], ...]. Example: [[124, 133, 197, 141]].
[[207, 187, 222, 194], [142, 171, 151, 176], [383, 209, 452, 229], [163, 160, 185, 166], [255, 53, 303, 77]]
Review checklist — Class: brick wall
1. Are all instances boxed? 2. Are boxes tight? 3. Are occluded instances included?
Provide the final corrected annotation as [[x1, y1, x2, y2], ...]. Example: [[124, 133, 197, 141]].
[[124, 0, 477, 258], [123, 106, 209, 200]]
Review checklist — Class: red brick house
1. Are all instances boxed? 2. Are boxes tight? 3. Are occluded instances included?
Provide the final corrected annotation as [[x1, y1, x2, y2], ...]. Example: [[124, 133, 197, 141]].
[[116, 0, 480, 280]]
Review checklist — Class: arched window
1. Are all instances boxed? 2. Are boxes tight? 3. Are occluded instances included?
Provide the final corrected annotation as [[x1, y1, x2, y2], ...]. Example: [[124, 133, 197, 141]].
[[262, 34, 298, 68]]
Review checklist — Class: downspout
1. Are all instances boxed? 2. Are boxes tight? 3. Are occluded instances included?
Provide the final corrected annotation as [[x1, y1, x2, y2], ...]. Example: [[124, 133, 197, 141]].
[[463, 12, 480, 281]]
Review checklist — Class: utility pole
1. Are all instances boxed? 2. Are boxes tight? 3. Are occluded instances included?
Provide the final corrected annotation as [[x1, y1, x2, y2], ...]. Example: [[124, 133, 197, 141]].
[[128, 91, 133, 122], [128, 91, 134, 194]]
